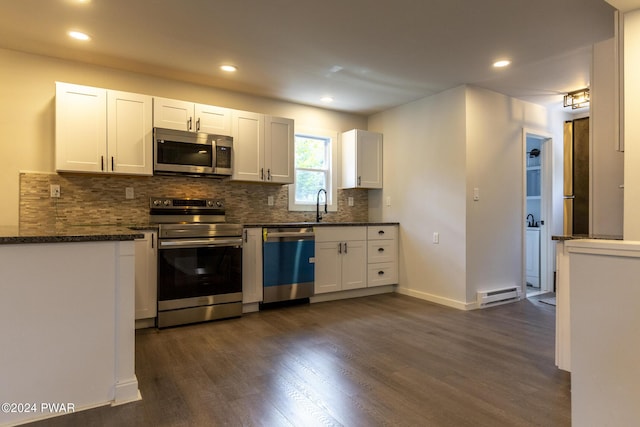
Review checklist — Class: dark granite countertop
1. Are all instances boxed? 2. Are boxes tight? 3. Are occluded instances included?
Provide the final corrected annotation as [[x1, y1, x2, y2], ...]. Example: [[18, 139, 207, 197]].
[[552, 234, 623, 241], [243, 222, 399, 228], [0, 224, 146, 244]]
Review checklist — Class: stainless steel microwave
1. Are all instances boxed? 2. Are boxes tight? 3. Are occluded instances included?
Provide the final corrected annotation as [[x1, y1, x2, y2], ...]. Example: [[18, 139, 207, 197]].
[[153, 128, 232, 177]]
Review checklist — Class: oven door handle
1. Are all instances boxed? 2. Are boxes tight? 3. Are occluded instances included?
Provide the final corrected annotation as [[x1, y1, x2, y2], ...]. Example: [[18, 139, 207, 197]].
[[159, 238, 243, 249]]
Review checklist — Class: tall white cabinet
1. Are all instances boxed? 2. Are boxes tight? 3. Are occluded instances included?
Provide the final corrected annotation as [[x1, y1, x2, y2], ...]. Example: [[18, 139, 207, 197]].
[[341, 129, 383, 189], [56, 82, 153, 175]]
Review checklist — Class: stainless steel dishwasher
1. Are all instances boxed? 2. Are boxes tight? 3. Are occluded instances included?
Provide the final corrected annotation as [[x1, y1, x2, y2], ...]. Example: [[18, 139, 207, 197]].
[[262, 227, 315, 304]]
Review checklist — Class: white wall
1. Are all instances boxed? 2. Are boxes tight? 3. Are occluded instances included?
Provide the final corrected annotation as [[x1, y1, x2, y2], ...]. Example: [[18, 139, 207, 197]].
[[368, 86, 468, 308], [0, 48, 366, 226], [464, 86, 553, 301], [369, 85, 563, 308]]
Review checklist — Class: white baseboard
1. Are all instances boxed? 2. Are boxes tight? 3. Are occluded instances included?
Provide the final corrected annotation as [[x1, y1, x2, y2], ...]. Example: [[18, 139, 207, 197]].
[[395, 286, 475, 310]]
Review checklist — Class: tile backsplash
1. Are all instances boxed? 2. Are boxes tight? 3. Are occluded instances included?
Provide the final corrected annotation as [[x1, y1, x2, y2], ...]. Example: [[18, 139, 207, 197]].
[[19, 172, 368, 228]]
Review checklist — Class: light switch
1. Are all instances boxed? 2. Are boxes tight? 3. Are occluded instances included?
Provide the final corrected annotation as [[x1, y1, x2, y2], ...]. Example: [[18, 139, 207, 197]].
[[348, 197, 354, 207], [267, 196, 274, 206], [125, 187, 134, 199], [385, 196, 391, 207], [473, 187, 480, 201], [433, 232, 439, 244]]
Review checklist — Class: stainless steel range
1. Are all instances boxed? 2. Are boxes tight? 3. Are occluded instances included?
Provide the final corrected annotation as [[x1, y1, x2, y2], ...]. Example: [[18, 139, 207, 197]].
[[150, 197, 243, 328]]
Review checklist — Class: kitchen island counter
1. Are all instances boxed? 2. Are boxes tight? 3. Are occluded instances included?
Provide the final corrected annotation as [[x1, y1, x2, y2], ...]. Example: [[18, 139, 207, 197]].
[[0, 224, 145, 244], [0, 228, 140, 425]]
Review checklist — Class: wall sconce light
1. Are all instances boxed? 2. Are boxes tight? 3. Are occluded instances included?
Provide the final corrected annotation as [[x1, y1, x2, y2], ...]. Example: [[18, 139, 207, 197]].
[[563, 88, 590, 109]]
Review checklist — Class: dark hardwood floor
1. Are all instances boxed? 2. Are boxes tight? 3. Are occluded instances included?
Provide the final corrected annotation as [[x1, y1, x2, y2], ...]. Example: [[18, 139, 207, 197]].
[[28, 293, 569, 427]]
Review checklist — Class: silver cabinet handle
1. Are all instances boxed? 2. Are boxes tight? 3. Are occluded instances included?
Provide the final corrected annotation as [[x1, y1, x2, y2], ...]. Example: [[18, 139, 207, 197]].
[[111, 156, 114, 171], [101, 156, 104, 171], [261, 168, 264, 180], [188, 117, 192, 130], [344, 242, 348, 253], [267, 169, 271, 181], [243, 229, 248, 243], [338, 242, 342, 254], [358, 176, 361, 186], [196, 117, 201, 131]]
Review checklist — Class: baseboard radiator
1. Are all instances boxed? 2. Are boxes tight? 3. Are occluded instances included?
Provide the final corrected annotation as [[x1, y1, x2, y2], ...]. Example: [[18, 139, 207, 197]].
[[477, 287, 521, 307]]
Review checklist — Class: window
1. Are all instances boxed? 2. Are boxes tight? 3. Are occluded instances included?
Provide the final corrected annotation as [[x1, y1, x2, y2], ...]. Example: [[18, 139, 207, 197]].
[[288, 128, 338, 212]]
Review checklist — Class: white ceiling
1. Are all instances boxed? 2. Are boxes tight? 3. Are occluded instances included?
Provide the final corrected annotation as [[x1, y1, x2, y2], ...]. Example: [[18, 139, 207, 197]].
[[0, 0, 616, 115]]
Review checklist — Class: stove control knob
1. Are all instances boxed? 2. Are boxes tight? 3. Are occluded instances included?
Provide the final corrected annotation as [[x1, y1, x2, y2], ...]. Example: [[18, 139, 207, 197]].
[[207, 200, 214, 207], [216, 201, 223, 207], [163, 199, 171, 206], [152, 199, 161, 207]]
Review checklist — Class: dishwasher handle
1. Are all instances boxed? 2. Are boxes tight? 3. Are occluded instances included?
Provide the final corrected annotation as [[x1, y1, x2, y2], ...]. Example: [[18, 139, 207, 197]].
[[265, 230, 315, 239]]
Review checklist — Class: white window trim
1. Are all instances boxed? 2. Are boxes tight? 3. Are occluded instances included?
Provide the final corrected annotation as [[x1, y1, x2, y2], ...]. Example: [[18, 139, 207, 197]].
[[288, 127, 338, 212]]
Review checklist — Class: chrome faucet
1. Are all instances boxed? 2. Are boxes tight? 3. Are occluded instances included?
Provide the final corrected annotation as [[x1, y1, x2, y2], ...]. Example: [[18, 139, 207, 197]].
[[316, 189, 327, 222], [526, 214, 535, 227]]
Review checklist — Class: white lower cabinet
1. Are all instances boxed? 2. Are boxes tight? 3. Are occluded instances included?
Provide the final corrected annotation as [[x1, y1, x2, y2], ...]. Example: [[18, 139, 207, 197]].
[[526, 228, 540, 287], [242, 228, 263, 305], [315, 227, 367, 294], [135, 231, 157, 321], [367, 225, 398, 287]]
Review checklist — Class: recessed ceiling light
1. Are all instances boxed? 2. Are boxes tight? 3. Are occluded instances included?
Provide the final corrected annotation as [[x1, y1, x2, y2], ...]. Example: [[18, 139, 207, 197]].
[[321, 96, 334, 103], [220, 65, 237, 72], [68, 31, 90, 41], [493, 59, 511, 68]]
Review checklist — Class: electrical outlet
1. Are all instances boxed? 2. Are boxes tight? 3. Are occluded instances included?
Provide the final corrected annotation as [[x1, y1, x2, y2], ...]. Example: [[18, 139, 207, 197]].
[[433, 232, 439, 244], [50, 184, 60, 198], [386, 196, 391, 207], [125, 187, 134, 199], [473, 187, 480, 201], [348, 197, 354, 207], [267, 196, 274, 206]]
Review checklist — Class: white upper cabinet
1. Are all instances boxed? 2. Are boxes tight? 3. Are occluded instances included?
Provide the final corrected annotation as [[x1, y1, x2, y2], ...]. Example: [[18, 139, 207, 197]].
[[153, 97, 231, 135], [107, 90, 153, 175], [341, 129, 383, 189], [231, 111, 294, 184], [56, 82, 152, 175], [56, 82, 107, 173], [264, 116, 294, 184], [231, 110, 264, 182]]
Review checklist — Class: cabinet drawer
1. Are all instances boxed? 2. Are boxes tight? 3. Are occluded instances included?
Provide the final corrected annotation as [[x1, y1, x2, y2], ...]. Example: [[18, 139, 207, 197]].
[[368, 262, 398, 287], [315, 226, 366, 242], [367, 225, 396, 240], [368, 240, 397, 264]]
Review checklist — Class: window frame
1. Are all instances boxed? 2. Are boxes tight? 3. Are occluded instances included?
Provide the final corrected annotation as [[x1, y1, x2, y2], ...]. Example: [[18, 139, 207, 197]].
[[288, 127, 338, 213]]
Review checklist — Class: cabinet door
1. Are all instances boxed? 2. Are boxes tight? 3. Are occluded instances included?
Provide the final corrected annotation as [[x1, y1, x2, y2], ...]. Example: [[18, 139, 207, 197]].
[[525, 230, 540, 286], [153, 97, 193, 131], [357, 130, 383, 189], [195, 103, 232, 135], [55, 82, 107, 173], [315, 241, 342, 294], [231, 110, 264, 182], [242, 228, 263, 304], [135, 232, 157, 320], [107, 91, 153, 175], [341, 240, 367, 290], [264, 116, 294, 184]]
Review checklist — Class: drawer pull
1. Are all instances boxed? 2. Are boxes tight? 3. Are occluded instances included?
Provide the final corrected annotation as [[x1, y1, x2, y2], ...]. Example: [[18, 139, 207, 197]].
[[378, 271, 385, 275], [378, 247, 384, 252], [378, 230, 385, 235]]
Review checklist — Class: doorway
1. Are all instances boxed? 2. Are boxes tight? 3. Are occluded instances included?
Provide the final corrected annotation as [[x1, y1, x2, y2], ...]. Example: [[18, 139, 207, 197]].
[[523, 131, 553, 297]]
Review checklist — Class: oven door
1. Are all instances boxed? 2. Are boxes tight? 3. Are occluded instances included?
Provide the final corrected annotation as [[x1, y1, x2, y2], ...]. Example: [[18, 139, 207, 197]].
[[157, 238, 243, 310]]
